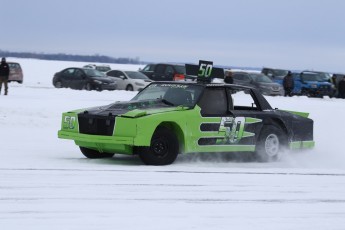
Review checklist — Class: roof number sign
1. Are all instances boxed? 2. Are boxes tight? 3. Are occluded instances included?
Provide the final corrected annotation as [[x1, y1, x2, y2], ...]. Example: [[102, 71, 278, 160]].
[[198, 60, 213, 78]]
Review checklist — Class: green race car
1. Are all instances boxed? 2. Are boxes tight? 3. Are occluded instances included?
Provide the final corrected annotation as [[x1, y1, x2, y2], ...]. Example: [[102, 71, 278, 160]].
[[58, 81, 315, 165]]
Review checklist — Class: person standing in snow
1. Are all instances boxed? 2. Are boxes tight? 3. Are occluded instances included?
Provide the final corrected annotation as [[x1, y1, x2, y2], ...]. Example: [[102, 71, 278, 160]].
[[283, 71, 294, 97], [338, 76, 345, 99], [0, 57, 10, 96]]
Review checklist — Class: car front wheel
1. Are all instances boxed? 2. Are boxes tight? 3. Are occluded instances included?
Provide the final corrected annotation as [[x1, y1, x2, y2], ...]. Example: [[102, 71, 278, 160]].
[[85, 83, 93, 91], [79, 147, 114, 159], [255, 125, 287, 162], [137, 126, 179, 165]]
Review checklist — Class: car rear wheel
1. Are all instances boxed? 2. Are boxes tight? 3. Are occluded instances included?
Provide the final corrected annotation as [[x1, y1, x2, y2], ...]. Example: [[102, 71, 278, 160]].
[[79, 147, 114, 159], [54, 81, 62, 88], [126, 85, 133, 91], [137, 126, 179, 165], [255, 125, 287, 162]]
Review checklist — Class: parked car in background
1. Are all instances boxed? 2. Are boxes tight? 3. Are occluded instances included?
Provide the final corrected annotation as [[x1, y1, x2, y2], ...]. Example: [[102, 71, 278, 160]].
[[8, 62, 23, 84], [53, 67, 117, 91], [290, 71, 334, 97], [261, 67, 289, 84], [140, 63, 186, 81], [230, 71, 284, 96], [106, 70, 152, 91], [84, 64, 111, 72]]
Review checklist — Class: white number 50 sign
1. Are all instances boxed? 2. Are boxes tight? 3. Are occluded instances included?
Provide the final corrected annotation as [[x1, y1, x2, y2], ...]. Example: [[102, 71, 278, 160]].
[[198, 60, 213, 78]]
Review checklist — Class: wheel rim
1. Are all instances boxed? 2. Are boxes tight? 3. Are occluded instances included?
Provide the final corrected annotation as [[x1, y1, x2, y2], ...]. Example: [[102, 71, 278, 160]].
[[86, 83, 92, 90], [55, 81, 62, 88], [264, 134, 280, 157], [152, 138, 168, 158]]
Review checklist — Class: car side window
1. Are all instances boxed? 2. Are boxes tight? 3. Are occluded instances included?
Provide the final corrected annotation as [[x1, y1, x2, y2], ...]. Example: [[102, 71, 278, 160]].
[[165, 66, 174, 74], [232, 74, 242, 81], [63, 68, 75, 77], [118, 71, 127, 79], [107, 70, 116, 77], [230, 88, 257, 110], [236, 74, 250, 82], [107, 70, 122, 78], [155, 65, 166, 74], [197, 88, 228, 116], [74, 69, 84, 79], [143, 65, 155, 71]]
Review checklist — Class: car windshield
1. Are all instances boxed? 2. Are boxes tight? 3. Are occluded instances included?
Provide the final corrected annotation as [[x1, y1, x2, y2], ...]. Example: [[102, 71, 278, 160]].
[[131, 83, 203, 107], [8, 63, 21, 69], [302, 72, 330, 82], [84, 69, 106, 78], [273, 69, 288, 77], [174, 65, 186, 74], [96, 66, 111, 72], [125, 71, 149, 80], [251, 73, 274, 83]]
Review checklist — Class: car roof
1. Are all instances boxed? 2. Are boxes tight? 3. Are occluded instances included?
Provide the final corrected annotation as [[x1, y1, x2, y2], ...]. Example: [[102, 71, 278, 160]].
[[150, 81, 255, 90]]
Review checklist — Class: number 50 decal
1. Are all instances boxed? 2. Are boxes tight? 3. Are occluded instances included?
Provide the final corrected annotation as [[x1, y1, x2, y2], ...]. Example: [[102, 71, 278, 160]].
[[198, 60, 213, 78]]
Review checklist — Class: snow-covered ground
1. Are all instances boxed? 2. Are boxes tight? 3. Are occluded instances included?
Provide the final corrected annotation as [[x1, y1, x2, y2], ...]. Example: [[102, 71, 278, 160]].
[[1, 58, 345, 230]]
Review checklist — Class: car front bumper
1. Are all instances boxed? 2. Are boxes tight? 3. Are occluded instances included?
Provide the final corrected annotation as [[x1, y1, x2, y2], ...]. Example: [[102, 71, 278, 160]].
[[58, 130, 134, 154]]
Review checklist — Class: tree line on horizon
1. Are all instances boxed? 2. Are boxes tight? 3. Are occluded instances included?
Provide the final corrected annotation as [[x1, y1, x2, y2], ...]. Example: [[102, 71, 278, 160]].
[[0, 50, 142, 64]]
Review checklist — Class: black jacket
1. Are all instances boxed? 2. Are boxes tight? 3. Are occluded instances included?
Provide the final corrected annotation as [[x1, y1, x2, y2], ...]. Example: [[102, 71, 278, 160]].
[[0, 61, 10, 79], [283, 74, 294, 89], [338, 80, 345, 94]]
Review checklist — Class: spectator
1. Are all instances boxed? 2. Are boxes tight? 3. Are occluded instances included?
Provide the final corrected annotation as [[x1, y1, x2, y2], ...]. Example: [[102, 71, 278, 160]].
[[329, 74, 338, 97], [0, 57, 10, 95], [224, 71, 233, 84], [283, 71, 294, 97], [338, 77, 345, 99]]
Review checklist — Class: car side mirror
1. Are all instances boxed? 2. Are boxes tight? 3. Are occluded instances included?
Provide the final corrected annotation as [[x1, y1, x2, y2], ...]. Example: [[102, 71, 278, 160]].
[[119, 75, 125, 79]]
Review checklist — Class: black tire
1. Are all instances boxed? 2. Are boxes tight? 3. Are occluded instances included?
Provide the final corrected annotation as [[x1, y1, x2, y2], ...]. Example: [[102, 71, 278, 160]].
[[54, 81, 62, 88], [79, 147, 114, 159], [137, 126, 179, 165], [85, 83, 93, 91], [255, 125, 287, 162], [126, 85, 133, 91], [18, 80, 23, 84]]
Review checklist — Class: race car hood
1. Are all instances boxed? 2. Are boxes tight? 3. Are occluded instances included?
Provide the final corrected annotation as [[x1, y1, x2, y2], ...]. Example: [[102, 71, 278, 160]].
[[78, 99, 189, 118]]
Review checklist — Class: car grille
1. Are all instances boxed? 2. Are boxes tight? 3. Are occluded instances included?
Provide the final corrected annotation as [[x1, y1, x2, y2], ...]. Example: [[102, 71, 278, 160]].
[[319, 85, 330, 90], [78, 113, 116, 136]]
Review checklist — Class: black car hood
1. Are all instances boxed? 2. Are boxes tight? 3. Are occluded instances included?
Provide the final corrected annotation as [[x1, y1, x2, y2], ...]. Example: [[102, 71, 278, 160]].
[[79, 99, 180, 117]]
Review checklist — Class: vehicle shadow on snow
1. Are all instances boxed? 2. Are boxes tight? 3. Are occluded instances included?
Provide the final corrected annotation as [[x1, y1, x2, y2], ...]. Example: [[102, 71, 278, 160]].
[[60, 154, 143, 166], [176, 152, 257, 164]]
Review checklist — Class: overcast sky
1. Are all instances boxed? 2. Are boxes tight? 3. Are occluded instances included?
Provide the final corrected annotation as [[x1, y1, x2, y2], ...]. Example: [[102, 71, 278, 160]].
[[2, 0, 345, 72]]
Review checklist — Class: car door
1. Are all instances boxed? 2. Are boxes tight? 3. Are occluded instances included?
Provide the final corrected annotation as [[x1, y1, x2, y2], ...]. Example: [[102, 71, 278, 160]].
[[107, 70, 126, 90], [292, 73, 303, 94], [227, 87, 265, 146], [190, 86, 255, 153], [60, 68, 75, 88], [150, 64, 166, 81], [73, 69, 87, 89]]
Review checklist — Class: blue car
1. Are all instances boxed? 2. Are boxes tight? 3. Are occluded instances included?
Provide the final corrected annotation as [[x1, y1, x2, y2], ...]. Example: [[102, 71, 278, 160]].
[[262, 68, 334, 97], [291, 71, 334, 97]]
